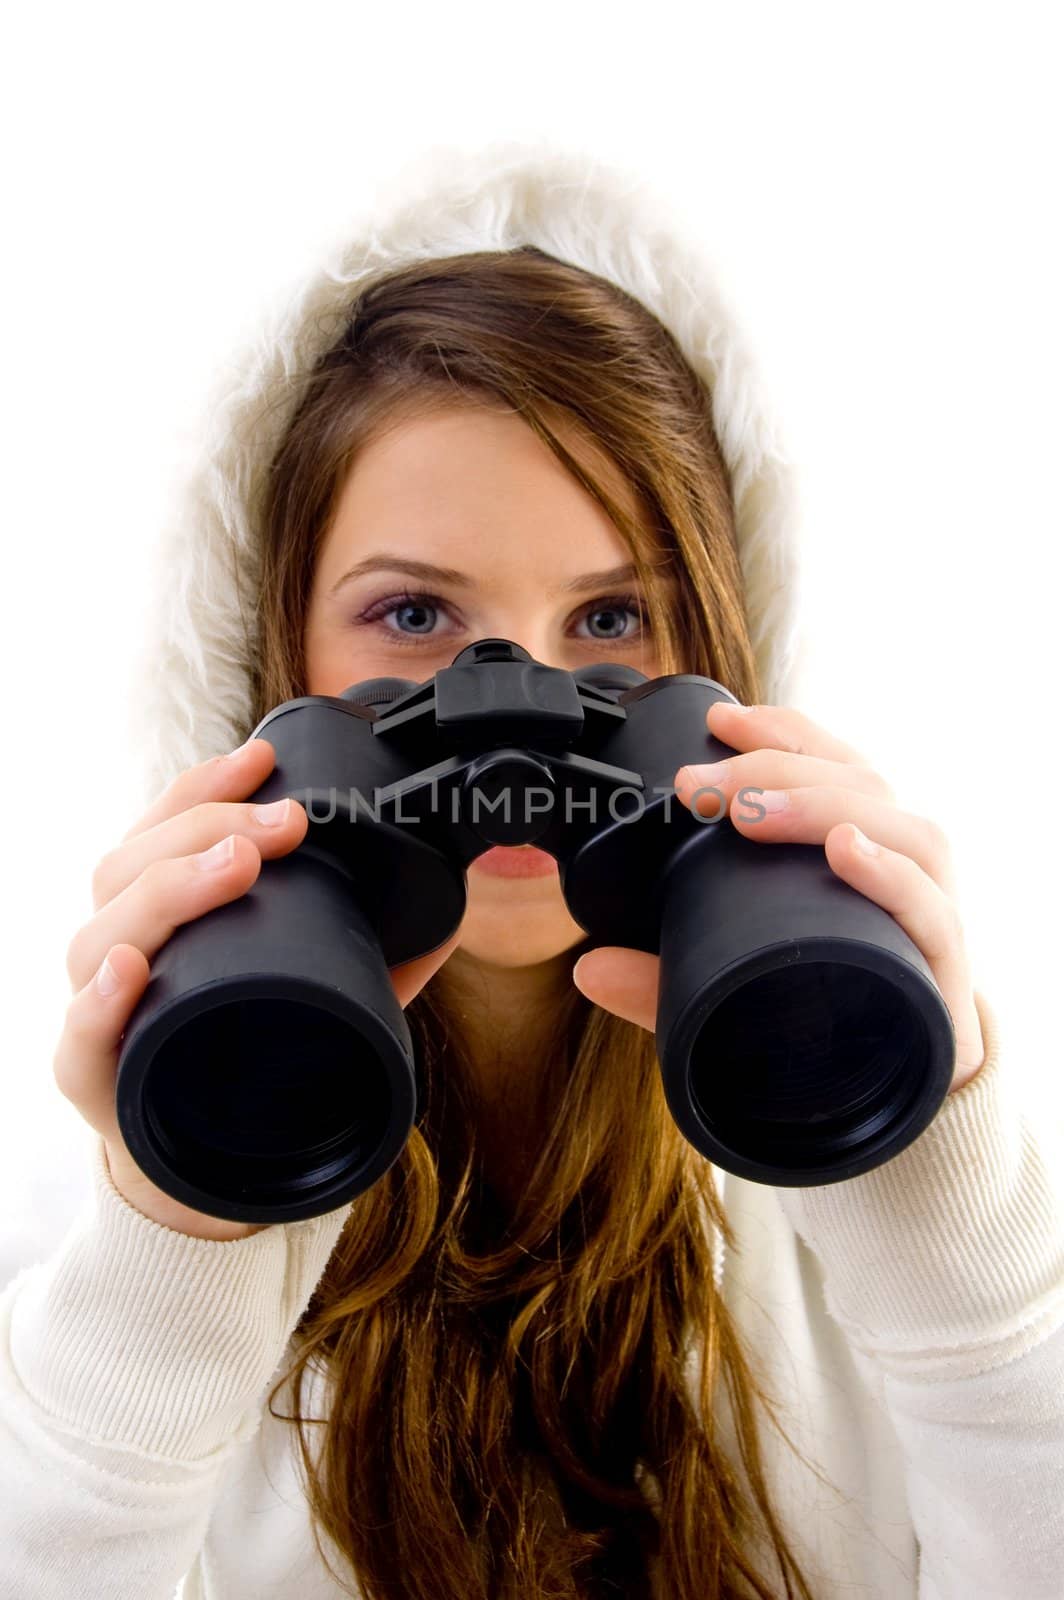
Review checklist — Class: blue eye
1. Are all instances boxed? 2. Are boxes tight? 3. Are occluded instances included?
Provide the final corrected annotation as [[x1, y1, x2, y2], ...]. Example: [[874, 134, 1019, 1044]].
[[390, 599, 437, 634], [357, 591, 451, 640], [353, 590, 649, 648], [577, 596, 647, 642]]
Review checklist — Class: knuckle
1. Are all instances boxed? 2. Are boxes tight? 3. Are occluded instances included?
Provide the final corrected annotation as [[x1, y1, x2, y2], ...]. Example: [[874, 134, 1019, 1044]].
[[930, 893, 965, 955], [945, 894, 965, 936], [52, 1014, 101, 1105], [55, 998, 94, 1071], [918, 812, 950, 855], [65, 925, 95, 989], [196, 749, 232, 780], [861, 767, 896, 803], [138, 852, 166, 889], [786, 710, 825, 757], [60, 994, 92, 1043], [915, 813, 953, 875], [167, 764, 207, 810], [173, 758, 227, 812], [90, 850, 118, 909], [140, 852, 182, 900], [780, 750, 809, 781], [51, 1035, 75, 1098], [178, 796, 222, 831]]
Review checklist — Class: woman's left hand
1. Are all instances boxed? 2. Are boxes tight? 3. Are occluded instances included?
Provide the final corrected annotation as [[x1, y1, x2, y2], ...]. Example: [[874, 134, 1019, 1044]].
[[571, 700, 986, 1093]]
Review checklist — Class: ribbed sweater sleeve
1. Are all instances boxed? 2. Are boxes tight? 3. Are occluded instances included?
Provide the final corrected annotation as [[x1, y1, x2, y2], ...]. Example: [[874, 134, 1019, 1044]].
[[0, 1134, 352, 1600], [775, 988, 1064, 1598]]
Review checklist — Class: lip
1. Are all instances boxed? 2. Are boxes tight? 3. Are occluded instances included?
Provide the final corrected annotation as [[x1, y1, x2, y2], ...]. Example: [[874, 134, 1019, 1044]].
[[470, 844, 559, 878]]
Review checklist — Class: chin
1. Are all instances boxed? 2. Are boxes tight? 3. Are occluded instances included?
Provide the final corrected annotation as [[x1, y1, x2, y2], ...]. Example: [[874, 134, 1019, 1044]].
[[456, 887, 589, 967]]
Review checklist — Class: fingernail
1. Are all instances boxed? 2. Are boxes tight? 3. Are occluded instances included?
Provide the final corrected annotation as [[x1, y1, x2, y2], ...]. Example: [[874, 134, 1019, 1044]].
[[96, 955, 120, 996], [755, 788, 790, 813], [729, 702, 758, 714], [852, 826, 880, 856], [252, 798, 290, 827], [224, 739, 253, 759], [197, 834, 237, 870], [680, 761, 731, 788]]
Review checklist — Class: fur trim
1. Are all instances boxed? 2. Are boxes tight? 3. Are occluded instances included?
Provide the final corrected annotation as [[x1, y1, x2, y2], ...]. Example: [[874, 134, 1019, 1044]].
[[127, 136, 808, 806]]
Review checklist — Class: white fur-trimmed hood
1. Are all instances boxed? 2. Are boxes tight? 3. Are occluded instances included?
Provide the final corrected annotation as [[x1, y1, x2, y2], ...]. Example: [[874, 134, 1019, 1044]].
[[127, 137, 809, 807]]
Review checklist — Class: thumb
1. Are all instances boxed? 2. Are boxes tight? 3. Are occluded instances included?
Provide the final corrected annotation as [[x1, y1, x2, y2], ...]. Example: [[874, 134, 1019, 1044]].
[[389, 926, 465, 1009], [572, 947, 660, 1032]]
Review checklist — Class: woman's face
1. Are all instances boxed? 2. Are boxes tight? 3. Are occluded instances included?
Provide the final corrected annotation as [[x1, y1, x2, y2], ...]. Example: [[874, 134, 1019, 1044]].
[[303, 402, 666, 968]]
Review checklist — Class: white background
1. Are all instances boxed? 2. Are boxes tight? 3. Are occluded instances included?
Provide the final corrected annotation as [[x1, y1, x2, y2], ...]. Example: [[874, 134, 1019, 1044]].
[[1, 1, 1060, 1276]]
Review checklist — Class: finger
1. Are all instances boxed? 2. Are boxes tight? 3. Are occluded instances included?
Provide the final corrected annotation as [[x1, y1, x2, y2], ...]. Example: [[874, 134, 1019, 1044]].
[[54, 943, 153, 1141], [121, 738, 276, 842], [823, 822, 985, 1086], [571, 947, 660, 1032], [676, 750, 894, 807], [67, 833, 263, 994], [682, 782, 958, 899], [706, 700, 876, 770], [95, 795, 308, 909]]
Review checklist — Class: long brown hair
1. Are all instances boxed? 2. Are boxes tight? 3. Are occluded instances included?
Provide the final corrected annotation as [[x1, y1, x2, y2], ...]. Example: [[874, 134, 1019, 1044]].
[[252, 247, 821, 1598]]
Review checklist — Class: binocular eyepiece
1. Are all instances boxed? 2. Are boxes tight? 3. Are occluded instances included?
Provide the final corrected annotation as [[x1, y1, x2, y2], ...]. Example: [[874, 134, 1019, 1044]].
[[115, 640, 956, 1223]]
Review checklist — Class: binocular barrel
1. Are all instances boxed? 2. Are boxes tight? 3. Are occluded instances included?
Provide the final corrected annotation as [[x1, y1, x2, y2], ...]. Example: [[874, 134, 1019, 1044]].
[[115, 641, 956, 1223], [115, 846, 422, 1222], [655, 823, 956, 1187]]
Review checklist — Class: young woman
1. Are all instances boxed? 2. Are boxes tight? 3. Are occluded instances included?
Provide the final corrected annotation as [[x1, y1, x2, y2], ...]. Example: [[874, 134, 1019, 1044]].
[[2, 143, 1061, 1600]]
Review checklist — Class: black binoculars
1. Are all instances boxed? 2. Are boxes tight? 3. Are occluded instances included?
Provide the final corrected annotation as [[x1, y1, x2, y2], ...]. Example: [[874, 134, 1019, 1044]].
[[115, 639, 956, 1223]]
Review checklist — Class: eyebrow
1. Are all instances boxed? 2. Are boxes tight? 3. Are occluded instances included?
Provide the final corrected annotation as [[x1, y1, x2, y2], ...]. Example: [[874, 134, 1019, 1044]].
[[326, 554, 649, 599]]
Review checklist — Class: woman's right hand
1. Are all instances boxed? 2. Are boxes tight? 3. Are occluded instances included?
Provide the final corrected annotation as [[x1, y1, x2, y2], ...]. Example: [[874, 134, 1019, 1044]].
[[53, 738, 464, 1242]]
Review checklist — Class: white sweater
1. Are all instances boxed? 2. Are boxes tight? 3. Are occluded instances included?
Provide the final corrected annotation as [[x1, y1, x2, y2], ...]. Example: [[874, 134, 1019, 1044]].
[[2, 987, 1063, 1599]]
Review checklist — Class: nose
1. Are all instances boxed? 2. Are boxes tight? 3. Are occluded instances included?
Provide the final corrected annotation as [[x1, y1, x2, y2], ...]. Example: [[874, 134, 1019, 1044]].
[[473, 624, 565, 671]]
